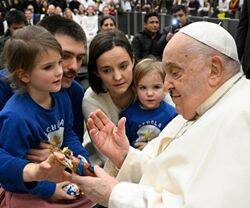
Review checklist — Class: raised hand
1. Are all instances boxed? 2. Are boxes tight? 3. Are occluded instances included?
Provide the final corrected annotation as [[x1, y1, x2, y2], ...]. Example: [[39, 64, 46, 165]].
[[87, 109, 129, 168]]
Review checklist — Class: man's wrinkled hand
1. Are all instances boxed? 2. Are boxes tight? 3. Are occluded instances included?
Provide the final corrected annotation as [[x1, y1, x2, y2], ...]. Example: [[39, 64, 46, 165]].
[[71, 165, 119, 207], [87, 109, 129, 168]]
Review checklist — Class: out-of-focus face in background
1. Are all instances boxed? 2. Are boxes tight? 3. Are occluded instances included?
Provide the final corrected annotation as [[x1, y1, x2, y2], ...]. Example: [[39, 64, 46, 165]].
[[144, 16, 159, 33], [101, 18, 116, 32], [173, 9, 187, 27]]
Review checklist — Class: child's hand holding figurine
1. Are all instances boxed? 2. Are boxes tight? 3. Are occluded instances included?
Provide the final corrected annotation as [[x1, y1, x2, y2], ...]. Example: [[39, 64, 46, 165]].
[[50, 146, 96, 197]]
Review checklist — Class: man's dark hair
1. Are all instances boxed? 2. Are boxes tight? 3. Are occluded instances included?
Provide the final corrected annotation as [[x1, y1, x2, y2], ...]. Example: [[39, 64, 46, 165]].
[[5, 10, 27, 27], [38, 15, 86, 45], [24, 8, 33, 13], [171, 4, 187, 14], [144, 12, 159, 23]]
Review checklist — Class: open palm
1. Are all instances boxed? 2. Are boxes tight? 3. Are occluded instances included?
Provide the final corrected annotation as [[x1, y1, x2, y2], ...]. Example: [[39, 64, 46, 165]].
[[87, 109, 129, 168]]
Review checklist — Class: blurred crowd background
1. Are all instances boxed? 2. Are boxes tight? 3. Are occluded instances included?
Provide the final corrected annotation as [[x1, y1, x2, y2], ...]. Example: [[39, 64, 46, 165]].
[[0, 0, 244, 33], [0, 0, 243, 74]]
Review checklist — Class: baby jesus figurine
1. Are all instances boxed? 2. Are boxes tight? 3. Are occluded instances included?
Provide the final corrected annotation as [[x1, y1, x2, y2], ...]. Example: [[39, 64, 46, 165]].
[[50, 146, 95, 177]]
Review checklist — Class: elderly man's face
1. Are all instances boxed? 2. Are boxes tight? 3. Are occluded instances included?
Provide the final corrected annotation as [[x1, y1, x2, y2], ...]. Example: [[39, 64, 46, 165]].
[[163, 33, 211, 120]]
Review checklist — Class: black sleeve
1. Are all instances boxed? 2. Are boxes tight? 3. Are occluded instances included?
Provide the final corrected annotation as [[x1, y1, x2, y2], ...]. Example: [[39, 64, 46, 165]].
[[236, 0, 248, 60], [157, 26, 172, 55], [131, 35, 143, 61]]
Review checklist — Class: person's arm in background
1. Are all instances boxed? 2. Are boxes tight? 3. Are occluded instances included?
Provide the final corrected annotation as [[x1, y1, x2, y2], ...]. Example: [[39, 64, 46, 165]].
[[236, 0, 248, 60], [224, 0, 230, 11], [158, 26, 173, 55]]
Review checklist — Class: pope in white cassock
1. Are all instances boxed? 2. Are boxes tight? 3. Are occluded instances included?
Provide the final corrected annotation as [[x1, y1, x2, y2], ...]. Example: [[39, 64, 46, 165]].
[[66, 22, 250, 208]]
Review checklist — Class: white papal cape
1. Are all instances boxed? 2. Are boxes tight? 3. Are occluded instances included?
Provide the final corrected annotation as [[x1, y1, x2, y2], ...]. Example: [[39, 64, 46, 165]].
[[107, 72, 250, 208]]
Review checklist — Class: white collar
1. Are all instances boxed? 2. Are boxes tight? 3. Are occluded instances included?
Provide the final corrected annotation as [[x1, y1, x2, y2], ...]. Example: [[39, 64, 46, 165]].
[[196, 71, 244, 116]]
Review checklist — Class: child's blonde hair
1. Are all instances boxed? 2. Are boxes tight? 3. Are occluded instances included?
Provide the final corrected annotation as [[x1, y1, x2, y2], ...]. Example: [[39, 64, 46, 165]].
[[133, 58, 166, 86], [2, 25, 62, 93]]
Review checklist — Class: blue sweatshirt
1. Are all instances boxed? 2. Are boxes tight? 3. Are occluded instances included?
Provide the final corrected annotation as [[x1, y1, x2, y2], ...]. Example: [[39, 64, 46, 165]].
[[65, 80, 85, 143], [0, 91, 86, 198], [0, 69, 86, 143], [0, 148, 33, 192], [120, 100, 177, 146]]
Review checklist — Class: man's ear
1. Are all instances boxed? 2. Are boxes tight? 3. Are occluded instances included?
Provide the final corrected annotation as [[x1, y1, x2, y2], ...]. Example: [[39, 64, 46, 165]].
[[16, 69, 30, 84], [208, 55, 224, 87]]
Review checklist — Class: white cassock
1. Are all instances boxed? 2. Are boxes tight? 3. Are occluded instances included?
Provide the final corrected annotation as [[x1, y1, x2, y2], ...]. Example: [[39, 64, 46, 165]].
[[106, 72, 250, 208]]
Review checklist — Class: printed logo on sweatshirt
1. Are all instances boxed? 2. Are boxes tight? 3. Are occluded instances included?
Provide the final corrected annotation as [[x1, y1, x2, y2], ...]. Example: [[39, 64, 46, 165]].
[[136, 120, 162, 143], [45, 119, 64, 147], [138, 120, 162, 129]]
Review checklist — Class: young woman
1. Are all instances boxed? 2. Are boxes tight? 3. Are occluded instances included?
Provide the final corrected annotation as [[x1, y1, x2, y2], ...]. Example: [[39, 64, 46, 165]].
[[82, 30, 135, 164]]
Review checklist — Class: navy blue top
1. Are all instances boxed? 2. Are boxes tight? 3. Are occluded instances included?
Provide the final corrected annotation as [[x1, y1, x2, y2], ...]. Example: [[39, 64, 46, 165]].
[[0, 69, 85, 142], [65, 80, 85, 142], [121, 100, 177, 146], [0, 91, 86, 198]]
